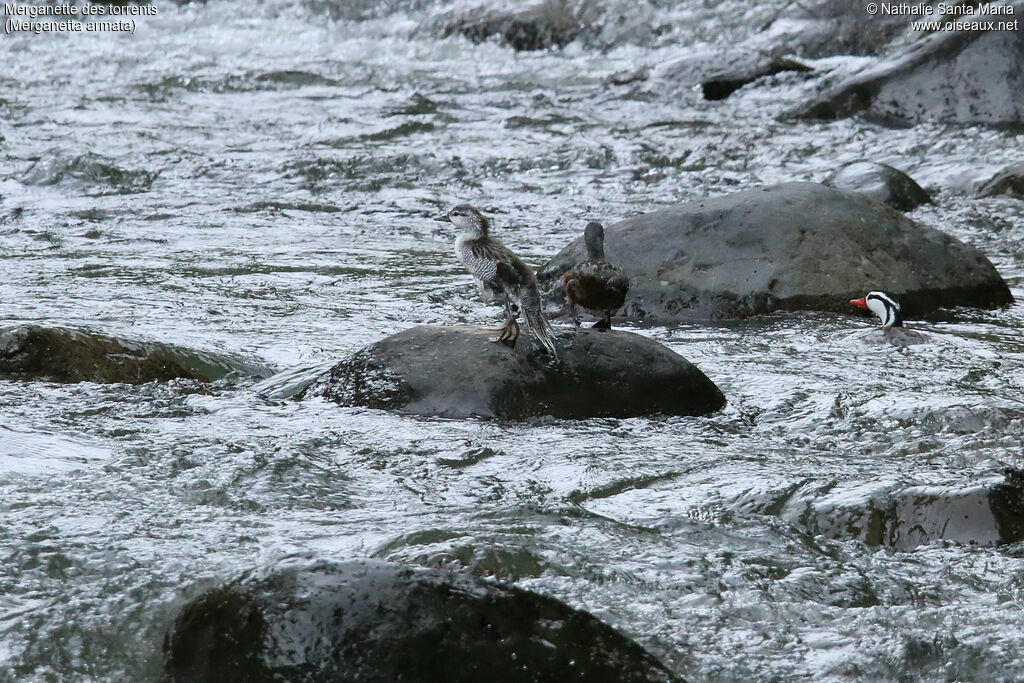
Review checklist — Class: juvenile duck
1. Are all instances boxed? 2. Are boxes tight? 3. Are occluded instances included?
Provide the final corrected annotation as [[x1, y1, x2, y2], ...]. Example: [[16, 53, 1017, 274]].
[[850, 291, 927, 345], [562, 221, 629, 329], [436, 204, 558, 356]]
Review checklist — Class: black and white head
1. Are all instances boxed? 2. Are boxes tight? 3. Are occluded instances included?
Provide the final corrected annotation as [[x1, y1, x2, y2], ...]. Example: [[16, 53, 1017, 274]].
[[850, 291, 903, 328], [435, 204, 489, 239], [583, 221, 605, 260]]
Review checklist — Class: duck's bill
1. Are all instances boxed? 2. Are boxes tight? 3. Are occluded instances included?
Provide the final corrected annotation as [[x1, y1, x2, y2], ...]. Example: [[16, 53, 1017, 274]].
[[433, 213, 451, 222], [850, 297, 867, 308]]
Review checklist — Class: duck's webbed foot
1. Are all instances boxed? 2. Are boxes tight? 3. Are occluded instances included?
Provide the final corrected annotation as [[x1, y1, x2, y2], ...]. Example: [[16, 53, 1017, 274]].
[[493, 317, 520, 347], [592, 311, 612, 330]]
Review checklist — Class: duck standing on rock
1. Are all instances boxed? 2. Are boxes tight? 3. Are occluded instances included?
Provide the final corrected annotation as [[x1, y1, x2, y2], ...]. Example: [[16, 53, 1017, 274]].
[[562, 221, 629, 329], [849, 291, 927, 345], [436, 204, 558, 357]]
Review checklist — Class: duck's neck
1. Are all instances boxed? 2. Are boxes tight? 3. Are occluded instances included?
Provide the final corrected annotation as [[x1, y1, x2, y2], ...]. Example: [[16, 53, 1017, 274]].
[[881, 305, 903, 328]]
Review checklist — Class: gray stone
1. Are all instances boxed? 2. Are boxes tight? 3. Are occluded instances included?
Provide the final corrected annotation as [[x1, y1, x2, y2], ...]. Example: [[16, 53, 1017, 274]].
[[824, 161, 932, 211], [779, 470, 1024, 550], [794, 7, 1024, 124], [163, 557, 681, 683], [0, 324, 273, 384], [978, 161, 1024, 199], [309, 324, 725, 419], [538, 183, 1011, 321], [746, 0, 913, 59], [441, 1, 587, 51]]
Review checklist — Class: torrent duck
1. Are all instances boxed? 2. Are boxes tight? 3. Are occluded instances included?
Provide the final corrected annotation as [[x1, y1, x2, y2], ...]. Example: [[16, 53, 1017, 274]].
[[850, 291, 927, 345], [562, 221, 629, 329], [436, 205, 557, 356]]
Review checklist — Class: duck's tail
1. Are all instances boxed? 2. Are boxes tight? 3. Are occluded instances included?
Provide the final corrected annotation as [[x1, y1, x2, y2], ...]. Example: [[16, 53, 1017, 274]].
[[519, 286, 558, 357]]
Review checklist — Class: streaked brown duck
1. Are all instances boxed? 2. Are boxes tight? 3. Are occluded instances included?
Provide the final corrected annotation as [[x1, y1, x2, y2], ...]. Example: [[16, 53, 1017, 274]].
[[436, 204, 557, 356], [562, 221, 629, 329]]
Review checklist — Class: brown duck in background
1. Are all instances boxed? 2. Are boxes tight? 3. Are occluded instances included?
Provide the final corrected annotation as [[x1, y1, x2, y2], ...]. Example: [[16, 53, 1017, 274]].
[[562, 221, 629, 329]]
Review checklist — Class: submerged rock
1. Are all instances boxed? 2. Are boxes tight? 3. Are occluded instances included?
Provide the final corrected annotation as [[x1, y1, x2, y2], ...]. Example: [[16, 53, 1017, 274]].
[[0, 325, 272, 384], [780, 471, 1024, 550], [19, 150, 158, 195], [977, 162, 1024, 199], [309, 325, 724, 419], [441, 1, 587, 51], [794, 9, 1024, 124], [824, 161, 932, 212], [653, 48, 812, 100], [163, 557, 680, 683], [538, 183, 1011, 322]]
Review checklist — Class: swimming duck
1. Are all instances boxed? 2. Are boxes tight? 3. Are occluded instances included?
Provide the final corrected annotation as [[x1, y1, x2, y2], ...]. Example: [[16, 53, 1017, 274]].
[[436, 204, 558, 356], [562, 221, 629, 329], [849, 291, 927, 345]]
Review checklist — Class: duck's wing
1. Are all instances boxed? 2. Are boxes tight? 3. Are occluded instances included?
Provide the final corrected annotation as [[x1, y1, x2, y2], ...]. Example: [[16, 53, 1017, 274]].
[[470, 239, 534, 291]]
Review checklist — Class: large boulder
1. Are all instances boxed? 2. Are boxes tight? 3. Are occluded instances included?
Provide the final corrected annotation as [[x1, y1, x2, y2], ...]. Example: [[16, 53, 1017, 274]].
[[307, 325, 724, 419], [538, 183, 1011, 321], [794, 7, 1024, 124], [0, 325, 273, 383], [163, 557, 680, 683]]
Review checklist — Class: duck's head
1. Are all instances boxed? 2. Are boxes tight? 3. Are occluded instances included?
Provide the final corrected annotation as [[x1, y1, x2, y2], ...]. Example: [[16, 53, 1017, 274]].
[[583, 221, 605, 260], [435, 204, 489, 238], [850, 291, 903, 328]]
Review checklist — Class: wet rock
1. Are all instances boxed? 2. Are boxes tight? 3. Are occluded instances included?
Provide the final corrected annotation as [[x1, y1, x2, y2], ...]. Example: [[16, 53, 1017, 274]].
[[794, 9, 1024, 124], [308, 325, 724, 419], [19, 151, 158, 195], [538, 183, 1011, 321], [653, 48, 812, 100], [824, 161, 932, 211], [977, 162, 1024, 199], [0, 325, 273, 384], [780, 471, 1024, 550], [163, 557, 680, 683], [746, 0, 913, 59], [441, 1, 587, 51]]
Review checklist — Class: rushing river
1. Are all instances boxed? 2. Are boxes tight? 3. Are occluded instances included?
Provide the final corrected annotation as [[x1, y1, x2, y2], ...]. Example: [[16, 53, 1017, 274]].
[[2, 0, 1024, 679]]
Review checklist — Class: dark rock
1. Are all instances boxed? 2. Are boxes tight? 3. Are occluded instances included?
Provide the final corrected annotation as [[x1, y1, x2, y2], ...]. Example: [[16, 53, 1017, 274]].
[[163, 557, 681, 683], [779, 470, 1024, 550], [793, 8, 1024, 124], [309, 325, 724, 419], [441, 2, 585, 51], [0, 325, 273, 384], [977, 162, 1024, 199], [824, 161, 932, 211], [653, 48, 812, 100], [538, 183, 1011, 322]]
